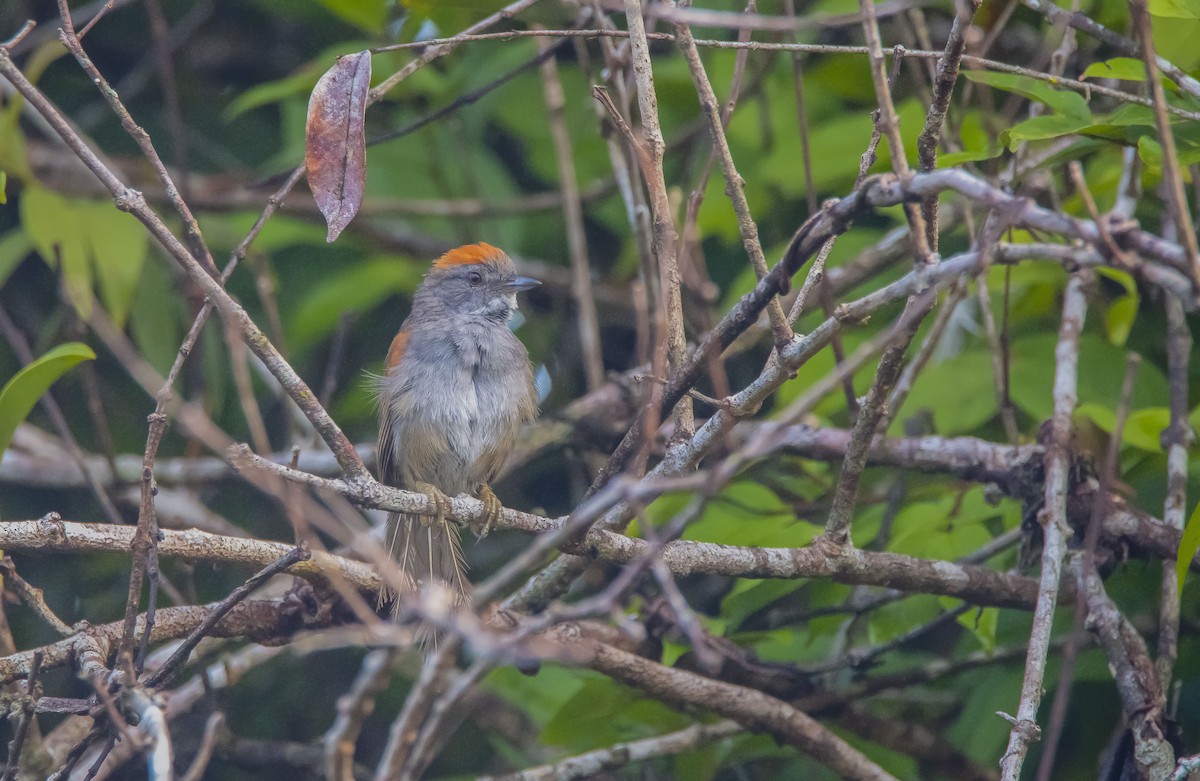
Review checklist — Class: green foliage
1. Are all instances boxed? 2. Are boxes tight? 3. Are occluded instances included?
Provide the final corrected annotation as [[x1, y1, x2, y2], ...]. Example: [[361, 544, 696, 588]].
[[0, 342, 95, 456], [19, 186, 148, 326], [963, 71, 1094, 147], [2, 0, 1199, 778], [1177, 502, 1200, 595], [1081, 57, 1148, 82]]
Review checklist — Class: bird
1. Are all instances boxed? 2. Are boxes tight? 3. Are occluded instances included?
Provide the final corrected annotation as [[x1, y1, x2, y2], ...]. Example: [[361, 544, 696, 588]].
[[374, 242, 540, 624]]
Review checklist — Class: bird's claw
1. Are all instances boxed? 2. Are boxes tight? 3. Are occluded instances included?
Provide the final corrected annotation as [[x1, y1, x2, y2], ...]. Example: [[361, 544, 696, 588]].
[[473, 484, 502, 539], [412, 481, 451, 528]]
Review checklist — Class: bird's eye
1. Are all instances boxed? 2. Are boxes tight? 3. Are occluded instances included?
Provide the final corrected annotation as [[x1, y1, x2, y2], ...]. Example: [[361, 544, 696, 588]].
[[467, 271, 483, 286]]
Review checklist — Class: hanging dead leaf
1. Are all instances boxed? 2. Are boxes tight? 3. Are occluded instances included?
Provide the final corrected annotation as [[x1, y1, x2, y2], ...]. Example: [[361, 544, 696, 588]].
[[305, 49, 371, 243]]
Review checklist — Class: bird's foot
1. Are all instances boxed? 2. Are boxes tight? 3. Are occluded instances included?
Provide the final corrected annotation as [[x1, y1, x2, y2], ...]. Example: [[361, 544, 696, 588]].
[[472, 484, 502, 539], [412, 481, 451, 528]]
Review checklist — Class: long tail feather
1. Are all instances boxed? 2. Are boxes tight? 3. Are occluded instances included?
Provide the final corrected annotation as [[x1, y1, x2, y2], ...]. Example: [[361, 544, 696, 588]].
[[381, 512, 469, 633]]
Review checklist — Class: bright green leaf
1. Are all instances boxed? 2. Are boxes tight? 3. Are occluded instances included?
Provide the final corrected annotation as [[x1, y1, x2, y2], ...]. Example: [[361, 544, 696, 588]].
[[1150, 16, 1200, 69], [0, 342, 96, 456], [1004, 111, 1096, 147], [1104, 294, 1139, 346], [1148, 0, 1200, 18], [1176, 501, 1200, 595], [1139, 134, 1200, 167], [81, 202, 149, 328], [942, 598, 998, 653], [1010, 333, 1169, 422], [1081, 58, 1148, 82], [1095, 266, 1138, 295], [939, 147, 1004, 166], [1095, 103, 1157, 129], [889, 350, 998, 435], [963, 71, 1091, 120]]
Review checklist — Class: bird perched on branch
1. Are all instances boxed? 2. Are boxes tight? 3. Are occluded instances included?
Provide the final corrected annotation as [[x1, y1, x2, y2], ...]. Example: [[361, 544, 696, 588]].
[[375, 243, 540, 624]]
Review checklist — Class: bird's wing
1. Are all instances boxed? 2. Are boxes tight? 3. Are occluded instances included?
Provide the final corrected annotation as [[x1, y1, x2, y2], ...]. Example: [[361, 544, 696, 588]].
[[376, 330, 411, 484]]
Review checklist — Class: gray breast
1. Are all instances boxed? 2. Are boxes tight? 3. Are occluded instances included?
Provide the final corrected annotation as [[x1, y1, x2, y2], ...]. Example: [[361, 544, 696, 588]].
[[384, 322, 527, 494]]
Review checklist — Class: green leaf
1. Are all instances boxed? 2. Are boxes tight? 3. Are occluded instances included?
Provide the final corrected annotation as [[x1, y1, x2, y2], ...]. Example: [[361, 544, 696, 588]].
[[963, 71, 1091, 120], [1004, 111, 1095, 147], [1148, 0, 1200, 18], [0, 342, 96, 456], [1150, 17, 1200, 69], [1138, 134, 1200, 168], [889, 350, 999, 435], [1104, 294, 1139, 346], [1176, 501, 1200, 595], [1074, 403, 1170, 452], [20, 186, 93, 318], [942, 599, 998, 653], [963, 71, 1095, 147], [0, 229, 31, 289], [542, 677, 687, 750], [82, 202, 148, 328], [128, 258, 182, 374], [484, 664, 585, 728], [290, 256, 423, 347], [939, 147, 1004, 166], [1081, 58, 1148, 82], [1010, 333, 1170, 422], [318, 0, 387, 31], [225, 43, 372, 119]]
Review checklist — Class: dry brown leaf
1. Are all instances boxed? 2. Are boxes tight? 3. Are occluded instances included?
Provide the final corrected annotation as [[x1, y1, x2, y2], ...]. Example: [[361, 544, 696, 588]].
[[305, 50, 371, 243]]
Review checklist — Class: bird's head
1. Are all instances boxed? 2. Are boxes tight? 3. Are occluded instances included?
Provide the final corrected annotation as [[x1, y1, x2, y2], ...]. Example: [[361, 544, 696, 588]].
[[419, 243, 540, 322]]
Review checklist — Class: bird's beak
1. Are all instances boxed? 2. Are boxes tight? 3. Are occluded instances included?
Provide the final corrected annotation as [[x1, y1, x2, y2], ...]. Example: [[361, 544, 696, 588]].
[[506, 275, 541, 293]]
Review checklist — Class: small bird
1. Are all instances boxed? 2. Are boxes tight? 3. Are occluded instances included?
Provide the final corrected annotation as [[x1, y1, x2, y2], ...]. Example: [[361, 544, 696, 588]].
[[375, 243, 539, 619]]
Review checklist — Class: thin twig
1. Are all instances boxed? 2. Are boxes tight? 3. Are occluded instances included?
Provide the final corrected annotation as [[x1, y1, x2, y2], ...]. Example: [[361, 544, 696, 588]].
[[1037, 352, 1139, 781], [145, 545, 310, 687], [1157, 295, 1192, 688], [857, 0, 932, 264], [822, 289, 937, 544], [178, 712, 224, 781], [914, 0, 981, 250], [2, 651, 43, 781], [1020, 0, 1200, 99], [998, 272, 1087, 781], [1130, 0, 1200, 287], [0, 559, 73, 637], [325, 649, 395, 781], [369, 0, 547, 101], [373, 642, 459, 780], [623, 0, 693, 438], [55, 0, 215, 274], [0, 307, 125, 526], [361, 25, 1200, 120], [675, 14, 793, 349], [537, 31, 605, 391], [478, 720, 741, 781]]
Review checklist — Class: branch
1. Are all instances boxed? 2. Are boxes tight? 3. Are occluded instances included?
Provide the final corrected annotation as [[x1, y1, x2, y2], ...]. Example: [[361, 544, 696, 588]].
[[999, 272, 1087, 781], [0, 598, 319, 685], [478, 721, 741, 781], [0, 517, 379, 594], [0, 46, 369, 483], [623, 0, 693, 437], [581, 640, 898, 781]]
